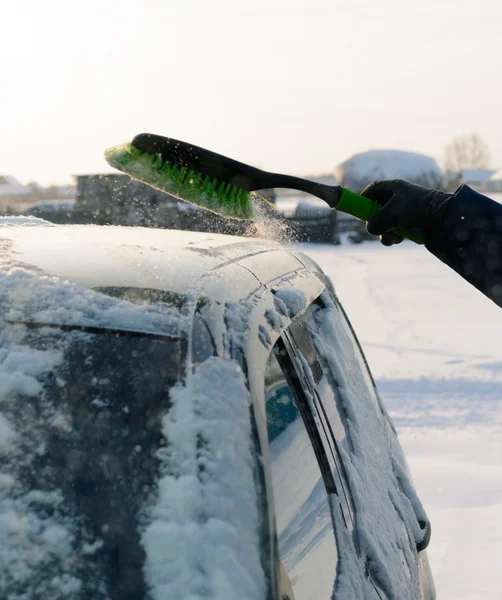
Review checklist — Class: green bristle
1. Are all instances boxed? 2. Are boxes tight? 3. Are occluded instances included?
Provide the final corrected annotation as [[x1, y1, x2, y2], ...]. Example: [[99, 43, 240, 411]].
[[201, 176, 213, 207], [201, 176, 211, 194], [209, 179, 219, 195], [240, 189, 252, 219], [207, 179, 219, 210], [226, 186, 238, 214], [216, 181, 227, 205], [153, 154, 164, 170], [227, 185, 237, 206], [222, 183, 232, 203], [236, 189, 245, 217], [184, 170, 196, 190], [205, 177, 217, 209], [181, 169, 195, 201], [178, 166, 188, 190], [227, 185, 236, 201], [233, 189, 243, 217], [170, 164, 182, 188], [232, 189, 241, 216], [221, 186, 234, 217], [187, 173, 203, 202]]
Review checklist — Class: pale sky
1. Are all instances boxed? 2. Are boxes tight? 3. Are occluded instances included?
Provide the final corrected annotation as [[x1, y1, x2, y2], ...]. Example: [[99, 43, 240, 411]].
[[1, 0, 501, 186]]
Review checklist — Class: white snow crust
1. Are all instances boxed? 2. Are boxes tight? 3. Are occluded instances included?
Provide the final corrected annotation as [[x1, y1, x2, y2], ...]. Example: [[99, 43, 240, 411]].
[[141, 357, 265, 600], [0, 216, 54, 227], [272, 288, 306, 318], [264, 308, 283, 332]]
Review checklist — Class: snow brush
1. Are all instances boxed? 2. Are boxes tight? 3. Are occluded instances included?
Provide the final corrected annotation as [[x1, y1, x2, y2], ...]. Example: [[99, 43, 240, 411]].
[[104, 133, 424, 245]]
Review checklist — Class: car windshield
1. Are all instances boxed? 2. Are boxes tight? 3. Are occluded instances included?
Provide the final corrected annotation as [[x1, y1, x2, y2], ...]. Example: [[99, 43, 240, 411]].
[[2, 321, 182, 598]]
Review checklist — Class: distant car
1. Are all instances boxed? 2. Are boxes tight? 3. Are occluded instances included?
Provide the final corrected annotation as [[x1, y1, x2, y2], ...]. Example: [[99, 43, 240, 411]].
[[23, 199, 76, 223], [0, 219, 435, 600], [290, 201, 340, 244]]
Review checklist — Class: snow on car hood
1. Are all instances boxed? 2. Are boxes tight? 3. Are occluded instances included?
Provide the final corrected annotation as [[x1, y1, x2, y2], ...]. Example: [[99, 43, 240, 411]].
[[141, 357, 265, 600]]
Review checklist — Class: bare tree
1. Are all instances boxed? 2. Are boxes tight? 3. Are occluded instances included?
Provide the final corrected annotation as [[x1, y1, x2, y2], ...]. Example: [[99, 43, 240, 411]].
[[445, 133, 491, 173]]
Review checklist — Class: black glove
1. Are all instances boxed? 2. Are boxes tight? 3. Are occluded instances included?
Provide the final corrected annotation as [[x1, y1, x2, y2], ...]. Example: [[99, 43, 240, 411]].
[[361, 179, 453, 246]]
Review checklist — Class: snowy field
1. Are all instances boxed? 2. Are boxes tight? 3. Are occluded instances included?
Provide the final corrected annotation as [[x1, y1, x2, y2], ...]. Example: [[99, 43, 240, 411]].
[[300, 240, 502, 600]]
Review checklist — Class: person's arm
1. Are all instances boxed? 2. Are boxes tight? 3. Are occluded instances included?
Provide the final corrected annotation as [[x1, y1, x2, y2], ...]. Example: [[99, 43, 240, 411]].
[[361, 180, 502, 306]]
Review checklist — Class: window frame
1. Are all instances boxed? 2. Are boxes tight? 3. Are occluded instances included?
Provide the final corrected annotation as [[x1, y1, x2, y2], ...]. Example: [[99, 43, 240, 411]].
[[281, 311, 356, 528], [272, 338, 337, 497]]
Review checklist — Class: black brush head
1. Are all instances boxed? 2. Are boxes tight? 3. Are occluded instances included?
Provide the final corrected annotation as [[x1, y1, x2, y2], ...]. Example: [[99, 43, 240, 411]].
[[131, 133, 272, 191]]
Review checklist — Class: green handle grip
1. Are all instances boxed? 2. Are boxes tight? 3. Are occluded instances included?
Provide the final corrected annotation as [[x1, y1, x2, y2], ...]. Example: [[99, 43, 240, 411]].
[[336, 188, 424, 245]]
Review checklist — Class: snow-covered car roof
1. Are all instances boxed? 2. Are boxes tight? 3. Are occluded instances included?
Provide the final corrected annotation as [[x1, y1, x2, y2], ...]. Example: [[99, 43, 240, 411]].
[[0, 220, 307, 300]]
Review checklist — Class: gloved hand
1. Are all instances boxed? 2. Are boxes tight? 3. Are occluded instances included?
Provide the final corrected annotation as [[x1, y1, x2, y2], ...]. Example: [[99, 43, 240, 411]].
[[360, 179, 453, 246]]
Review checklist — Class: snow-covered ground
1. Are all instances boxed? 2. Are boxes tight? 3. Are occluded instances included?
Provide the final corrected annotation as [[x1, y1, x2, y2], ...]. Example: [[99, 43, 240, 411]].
[[300, 240, 502, 600]]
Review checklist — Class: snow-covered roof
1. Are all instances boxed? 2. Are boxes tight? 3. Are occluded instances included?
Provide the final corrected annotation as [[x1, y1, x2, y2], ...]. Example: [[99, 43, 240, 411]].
[[461, 169, 496, 183], [335, 149, 443, 192], [0, 175, 30, 196]]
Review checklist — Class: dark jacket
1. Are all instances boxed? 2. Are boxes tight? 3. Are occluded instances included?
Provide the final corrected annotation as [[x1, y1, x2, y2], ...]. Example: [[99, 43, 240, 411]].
[[426, 185, 502, 306]]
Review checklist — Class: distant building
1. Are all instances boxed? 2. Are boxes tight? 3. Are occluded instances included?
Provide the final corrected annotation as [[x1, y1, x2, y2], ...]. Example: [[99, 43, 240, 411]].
[[460, 169, 496, 188], [0, 175, 32, 211], [444, 169, 497, 192], [0, 175, 30, 197], [74, 173, 182, 227]]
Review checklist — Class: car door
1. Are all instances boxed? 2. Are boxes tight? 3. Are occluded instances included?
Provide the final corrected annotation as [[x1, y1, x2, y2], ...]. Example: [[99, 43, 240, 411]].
[[264, 338, 382, 600]]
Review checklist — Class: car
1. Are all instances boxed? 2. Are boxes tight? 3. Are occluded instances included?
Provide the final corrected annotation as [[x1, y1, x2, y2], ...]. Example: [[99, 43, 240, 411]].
[[291, 201, 341, 245], [0, 218, 435, 600], [22, 199, 76, 224]]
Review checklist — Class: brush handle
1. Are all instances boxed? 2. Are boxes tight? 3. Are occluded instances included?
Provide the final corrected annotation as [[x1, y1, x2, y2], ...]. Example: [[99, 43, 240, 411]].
[[337, 189, 425, 245]]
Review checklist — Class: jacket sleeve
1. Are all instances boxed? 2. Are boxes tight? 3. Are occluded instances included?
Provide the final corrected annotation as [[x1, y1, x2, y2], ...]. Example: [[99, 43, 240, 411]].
[[425, 185, 502, 306]]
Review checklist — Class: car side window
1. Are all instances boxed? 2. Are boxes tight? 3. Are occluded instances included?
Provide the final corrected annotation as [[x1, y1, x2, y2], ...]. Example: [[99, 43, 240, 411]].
[[310, 295, 381, 416], [264, 345, 339, 600], [287, 296, 383, 461]]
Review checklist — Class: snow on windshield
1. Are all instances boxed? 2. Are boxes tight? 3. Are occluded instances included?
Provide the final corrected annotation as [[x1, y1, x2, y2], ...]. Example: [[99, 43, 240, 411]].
[[141, 357, 265, 600]]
